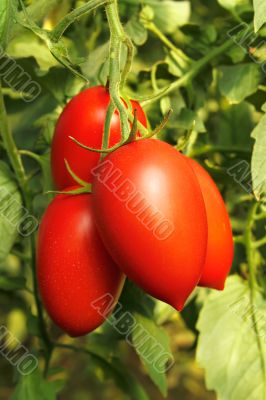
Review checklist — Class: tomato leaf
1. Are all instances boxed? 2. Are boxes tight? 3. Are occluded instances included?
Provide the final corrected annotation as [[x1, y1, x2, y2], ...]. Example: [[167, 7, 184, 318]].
[[132, 313, 173, 397], [7, 31, 58, 72], [11, 369, 64, 400], [218, 64, 261, 103], [81, 41, 109, 84], [0, 0, 18, 49], [174, 108, 206, 133], [197, 275, 266, 400], [126, 15, 148, 46], [0, 161, 23, 261], [253, 0, 266, 32], [251, 113, 266, 200], [217, 0, 251, 14], [144, 0, 191, 34], [215, 102, 254, 148]]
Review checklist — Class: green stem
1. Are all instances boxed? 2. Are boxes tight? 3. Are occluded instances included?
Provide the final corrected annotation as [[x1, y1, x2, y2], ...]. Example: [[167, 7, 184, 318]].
[[121, 36, 134, 89], [0, 93, 27, 189], [0, 83, 52, 368], [254, 211, 266, 221], [145, 21, 191, 63], [50, 0, 109, 43], [100, 102, 116, 160], [13, 0, 61, 41], [142, 109, 173, 139], [253, 237, 266, 249], [44, 348, 53, 378], [70, 109, 171, 153], [105, 0, 130, 140], [188, 144, 251, 158], [140, 38, 235, 107], [233, 235, 244, 244], [150, 61, 170, 93], [127, 112, 148, 136], [19, 149, 42, 165], [176, 123, 195, 151]]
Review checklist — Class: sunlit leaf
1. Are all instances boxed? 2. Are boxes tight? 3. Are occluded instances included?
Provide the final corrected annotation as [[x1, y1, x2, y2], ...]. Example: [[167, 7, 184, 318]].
[[253, 0, 266, 32], [197, 275, 266, 400], [132, 313, 174, 397], [0, 0, 18, 49], [145, 0, 191, 34]]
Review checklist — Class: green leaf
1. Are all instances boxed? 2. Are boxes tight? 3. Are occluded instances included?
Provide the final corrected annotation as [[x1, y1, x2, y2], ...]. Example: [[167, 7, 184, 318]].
[[88, 352, 150, 400], [251, 113, 266, 200], [215, 102, 254, 148], [145, 0, 191, 34], [0, 275, 26, 291], [119, 280, 155, 317], [12, 369, 64, 400], [196, 275, 266, 400], [126, 15, 148, 46], [160, 92, 186, 118], [174, 108, 206, 133], [40, 69, 84, 104], [132, 313, 174, 397], [254, 0, 266, 32], [7, 31, 58, 72], [218, 64, 261, 103], [0, 161, 23, 261], [81, 41, 109, 84], [0, 0, 17, 49], [218, 0, 251, 14]]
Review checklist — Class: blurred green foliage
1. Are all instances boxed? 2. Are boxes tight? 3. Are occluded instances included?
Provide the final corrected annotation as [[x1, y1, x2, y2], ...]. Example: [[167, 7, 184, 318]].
[[0, 0, 266, 399]]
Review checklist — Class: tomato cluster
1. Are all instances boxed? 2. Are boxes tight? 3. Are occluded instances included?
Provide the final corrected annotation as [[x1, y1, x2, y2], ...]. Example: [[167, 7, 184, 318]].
[[37, 86, 234, 337]]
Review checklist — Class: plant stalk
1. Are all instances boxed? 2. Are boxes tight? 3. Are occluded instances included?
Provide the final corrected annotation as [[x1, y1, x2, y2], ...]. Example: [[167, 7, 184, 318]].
[[105, 0, 131, 140], [50, 0, 109, 43], [140, 38, 236, 106], [0, 83, 53, 369]]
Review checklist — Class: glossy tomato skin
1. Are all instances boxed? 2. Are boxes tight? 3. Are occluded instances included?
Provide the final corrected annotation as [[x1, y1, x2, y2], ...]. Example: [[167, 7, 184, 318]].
[[37, 191, 125, 337], [186, 158, 234, 289], [51, 86, 147, 190], [92, 139, 208, 310]]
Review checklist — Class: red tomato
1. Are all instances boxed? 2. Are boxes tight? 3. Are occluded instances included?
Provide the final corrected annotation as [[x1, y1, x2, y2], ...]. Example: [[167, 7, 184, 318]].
[[91, 139, 208, 310], [51, 86, 147, 190], [185, 158, 234, 289], [37, 191, 125, 337]]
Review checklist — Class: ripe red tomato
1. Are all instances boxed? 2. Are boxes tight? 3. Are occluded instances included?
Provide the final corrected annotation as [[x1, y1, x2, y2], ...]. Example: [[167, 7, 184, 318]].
[[91, 139, 208, 310], [37, 191, 125, 337], [51, 86, 147, 190], [185, 158, 234, 289]]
